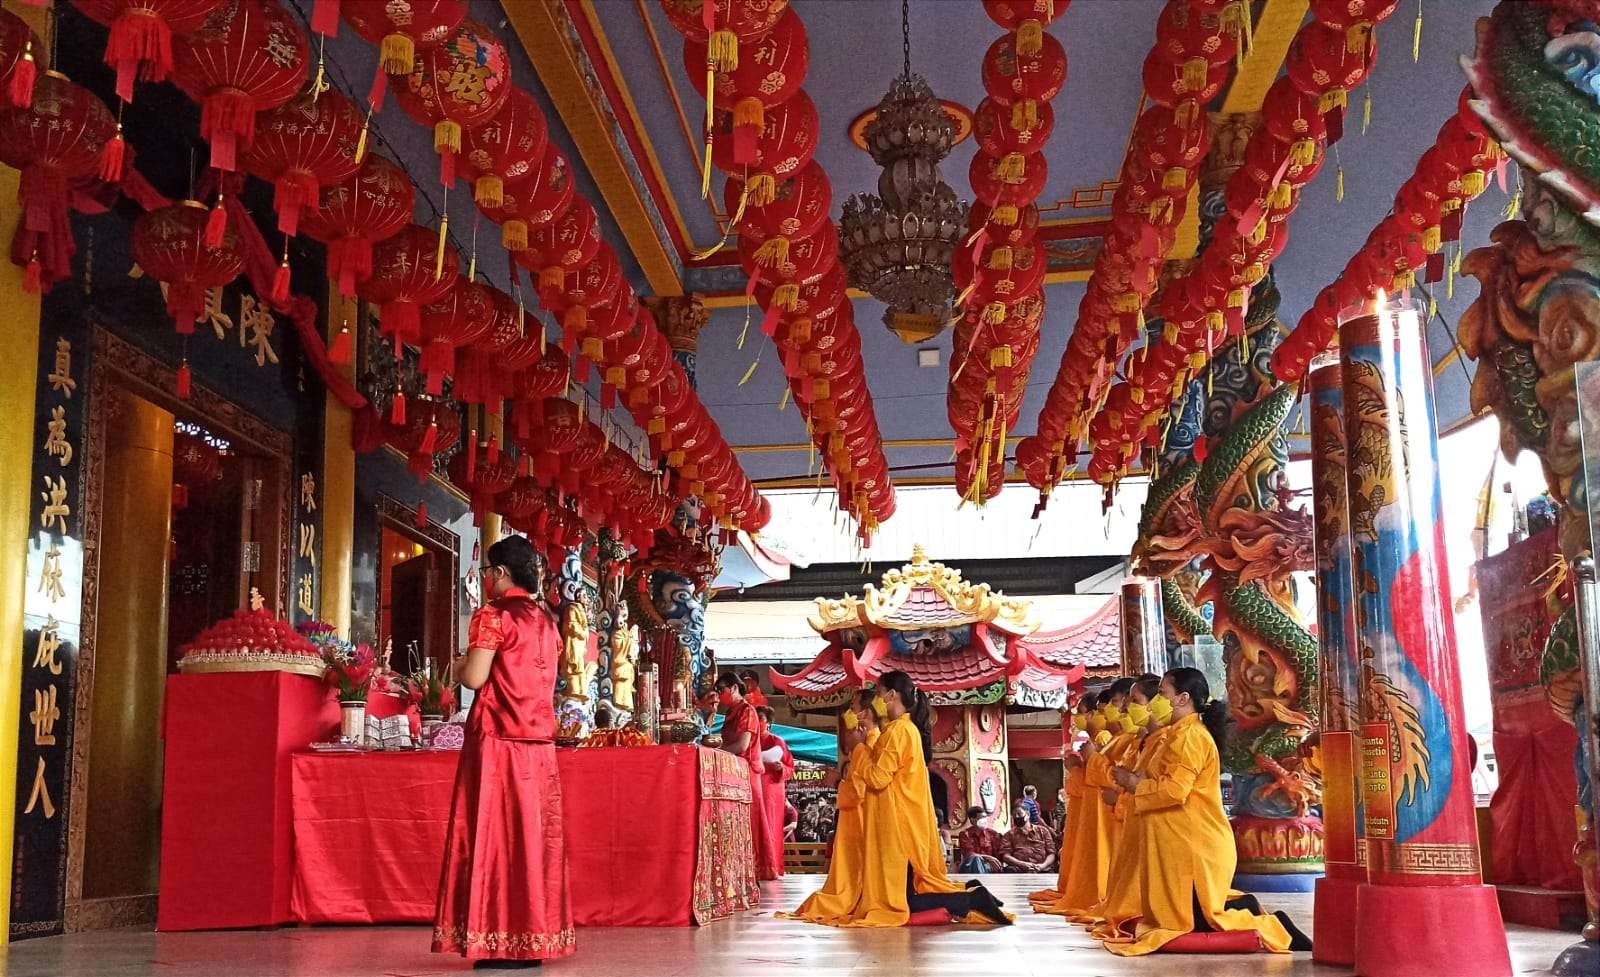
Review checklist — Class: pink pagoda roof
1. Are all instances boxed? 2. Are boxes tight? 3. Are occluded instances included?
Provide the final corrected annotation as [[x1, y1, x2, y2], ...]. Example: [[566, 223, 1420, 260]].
[[1018, 597, 1123, 678]]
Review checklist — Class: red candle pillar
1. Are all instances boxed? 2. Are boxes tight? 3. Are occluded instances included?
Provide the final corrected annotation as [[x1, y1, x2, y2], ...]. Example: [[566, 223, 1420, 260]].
[[1339, 296, 1511, 977], [1309, 350, 1364, 965]]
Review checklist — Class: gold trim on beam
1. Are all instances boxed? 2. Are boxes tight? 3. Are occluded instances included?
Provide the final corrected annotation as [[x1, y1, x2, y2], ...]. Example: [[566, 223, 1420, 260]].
[[507, 0, 683, 296], [1220, 0, 1310, 114]]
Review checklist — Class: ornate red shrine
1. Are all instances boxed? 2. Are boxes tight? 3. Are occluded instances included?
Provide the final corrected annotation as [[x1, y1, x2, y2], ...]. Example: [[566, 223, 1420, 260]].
[[771, 545, 1094, 831]]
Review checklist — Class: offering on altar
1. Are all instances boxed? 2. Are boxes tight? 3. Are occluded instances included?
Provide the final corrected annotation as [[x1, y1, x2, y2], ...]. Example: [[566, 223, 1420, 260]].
[[176, 590, 326, 678], [365, 714, 415, 750], [403, 665, 457, 720], [426, 722, 465, 751], [581, 727, 653, 748], [555, 699, 593, 745]]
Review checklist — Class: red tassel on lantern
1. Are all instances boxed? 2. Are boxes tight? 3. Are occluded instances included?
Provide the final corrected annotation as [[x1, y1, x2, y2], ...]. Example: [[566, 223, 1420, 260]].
[[204, 196, 227, 247], [466, 433, 479, 485], [416, 501, 428, 527], [7, 41, 34, 109], [176, 359, 192, 399], [22, 255, 41, 294], [99, 124, 126, 183], [486, 436, 500, 468], [328, 325, 353, 365], [311, 0, 339, 36], [419, 419, 439, 454], [270, 258, 291, 304], [390, 391, 406, 425]]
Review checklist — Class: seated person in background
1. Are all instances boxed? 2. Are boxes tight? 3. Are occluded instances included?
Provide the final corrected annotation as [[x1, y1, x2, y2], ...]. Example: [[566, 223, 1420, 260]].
[[956, 805, 1005, 874], [1021, 785, 1043, 824], [1001, 801, 1059, 874]]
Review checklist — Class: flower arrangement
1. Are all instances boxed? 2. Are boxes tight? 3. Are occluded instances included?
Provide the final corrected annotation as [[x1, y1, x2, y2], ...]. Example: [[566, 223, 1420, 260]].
[[405, 670, 457, 718], [322, 642, 377, 703]]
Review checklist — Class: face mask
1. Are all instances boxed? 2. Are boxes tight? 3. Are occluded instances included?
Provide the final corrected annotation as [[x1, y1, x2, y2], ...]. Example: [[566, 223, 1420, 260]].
[[1126, 702, 1150, 727], [1088, 714, 1108, 734], [841, 710, 859, 731], [718, 690, 736, 708], [1149, 694, 1174, 725], [1071, 713, 1088, 732], [1118, 717, 1140, 735]]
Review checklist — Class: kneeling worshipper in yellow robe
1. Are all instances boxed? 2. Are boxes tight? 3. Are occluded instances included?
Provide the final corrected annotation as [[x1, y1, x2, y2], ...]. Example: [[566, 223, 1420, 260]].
[[790, 671, 1011, 927], [787, 690, 882, 922], [1085, 681, 1175, 937], [1028, 700, 1095, 906], [1100, 668, 1311, 956], [1035, 678, 1138, 918]]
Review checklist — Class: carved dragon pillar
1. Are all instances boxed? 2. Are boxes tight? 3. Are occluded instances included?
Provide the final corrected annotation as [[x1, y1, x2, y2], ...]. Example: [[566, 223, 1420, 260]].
[[1136, 112, 1323, 880], [1458, 2, 1600, 962]]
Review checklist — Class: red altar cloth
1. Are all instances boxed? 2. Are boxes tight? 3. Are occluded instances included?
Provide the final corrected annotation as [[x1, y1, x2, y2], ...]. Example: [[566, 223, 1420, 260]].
[[1477, 529, 1582, 890], [290, 745, 758, 927], [157, 672, 339, 932]]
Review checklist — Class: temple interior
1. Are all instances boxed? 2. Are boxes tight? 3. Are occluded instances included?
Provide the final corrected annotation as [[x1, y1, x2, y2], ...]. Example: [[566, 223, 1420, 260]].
[[0, 0, 1597, 975]]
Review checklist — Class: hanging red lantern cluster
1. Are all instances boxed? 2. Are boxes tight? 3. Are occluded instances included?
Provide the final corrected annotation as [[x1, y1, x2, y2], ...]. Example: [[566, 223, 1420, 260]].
[[393, 17, 511, 188], [1016, 0, 1234, 509], [661, 0, 883, 539], [1081, 0, 1399, 484], [1271, 87, 1499, 380], [948, 0, 1070, 506], [71, 0, 224, 105]]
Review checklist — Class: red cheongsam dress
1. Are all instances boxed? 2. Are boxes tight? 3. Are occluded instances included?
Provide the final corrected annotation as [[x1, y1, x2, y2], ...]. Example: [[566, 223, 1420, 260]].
[[432, 589, 575, 961], [726, 700, 782, 880], [760, 730, 794, 877]]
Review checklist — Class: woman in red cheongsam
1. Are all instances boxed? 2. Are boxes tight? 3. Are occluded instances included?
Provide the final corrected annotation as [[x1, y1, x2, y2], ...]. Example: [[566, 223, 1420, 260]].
[[433, 535, 575, 965]]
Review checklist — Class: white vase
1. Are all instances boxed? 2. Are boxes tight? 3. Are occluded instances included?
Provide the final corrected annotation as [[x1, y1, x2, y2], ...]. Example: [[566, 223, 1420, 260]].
[[339, 701, 366, 745]]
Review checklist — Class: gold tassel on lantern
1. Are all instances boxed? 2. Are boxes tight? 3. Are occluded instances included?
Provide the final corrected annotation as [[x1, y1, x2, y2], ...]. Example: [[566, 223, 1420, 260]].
[[747, 173, 776, 207], [982, 302, 1007, 325], [1423, 226, 1441, 253], [1270, 181, 1292, 210], [434, 120, 462, 156], [1182, 57, 1207, 94], [774, 284, 799, 311], [1461, 171, 1486, 197], [1163, 166, 1188, 191], [733, 96, 763, 134], [789, 317, 813, 344], [356, 107, 371, 164], [992, 204, 1019, 225], [380, 33, 415, 75], [989, 345, 1013, 369], [1290, 139, 1315, 167], [708, 29, 738, 72], [474, 175, 504, 210], [582, 336, 603, 361], [1011, 99, 1039, 131], [1320, 88, 1348, 114], [434, 216, 449, 281], [987, 246, 1014, 271], [997, 152, 1027, 183], [754, 236, 790, 267], [502, 220, 528, 252], [1249, 216, 1267, 246]]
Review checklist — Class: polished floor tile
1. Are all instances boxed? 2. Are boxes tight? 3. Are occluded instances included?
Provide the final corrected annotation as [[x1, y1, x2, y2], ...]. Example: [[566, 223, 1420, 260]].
[[0, 875, 1579, 977]]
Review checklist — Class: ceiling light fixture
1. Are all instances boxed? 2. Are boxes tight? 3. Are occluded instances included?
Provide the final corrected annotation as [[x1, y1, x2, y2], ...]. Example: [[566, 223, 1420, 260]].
[[838, 0, 969, 346]]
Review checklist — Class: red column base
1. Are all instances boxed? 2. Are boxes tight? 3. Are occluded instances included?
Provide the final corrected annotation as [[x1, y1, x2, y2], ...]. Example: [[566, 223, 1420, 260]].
[[1355, 882, 1512, 977], [1313, 874, 1361, 966]]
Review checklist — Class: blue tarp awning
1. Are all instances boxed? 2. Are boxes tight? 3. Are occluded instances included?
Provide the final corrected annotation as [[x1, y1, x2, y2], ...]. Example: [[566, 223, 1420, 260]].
[[707, 715, 837, 765]]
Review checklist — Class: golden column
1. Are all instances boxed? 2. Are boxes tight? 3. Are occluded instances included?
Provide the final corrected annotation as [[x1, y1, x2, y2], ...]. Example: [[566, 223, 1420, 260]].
[[0, 0, 49, 938], [84, 391, 174, 899], [320, 290, 356, 636]]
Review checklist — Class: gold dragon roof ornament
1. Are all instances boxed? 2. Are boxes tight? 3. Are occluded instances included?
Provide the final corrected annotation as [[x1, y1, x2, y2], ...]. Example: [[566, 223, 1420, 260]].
[[807, 544, 1039, 636]]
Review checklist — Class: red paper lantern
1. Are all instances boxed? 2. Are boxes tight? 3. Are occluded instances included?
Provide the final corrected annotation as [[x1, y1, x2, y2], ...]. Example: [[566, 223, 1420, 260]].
[[724, 159, 830, 240], [300, 152, 414, 299], [520, 196, 599, 296], [709, 89, 818, 201], [685, 6, 806, 165], [1285, 19, 1376, 106], [1134, 103, 1211, 190], [417, 276, 493, 395], [981, 29, 1066, 126], [1155, 0, 1237, 67], [171, 0, 309, 173], [360, 222, 460, 355], [1309, 0, 1398, 53], [130, 200, 243, 333], [459, 87, 548, 210], [0, 72, 116, 292], [974, 95, 1054, 159], [393, 18, 512, 186], [484, 143, 574, 253], [1, 8, 40, 110], [240, 88, 363, 237], [72, 0, 224, 103], [738, 219, 837, 286], [659, 0, 789, 58], [969, 149, 1048, 209], [549, 244, 624, 347], [983, 0, 1069, 44], [343, 0, 465, 102], [1141, 48, 1226, 117], [388, 397, 461, 478]]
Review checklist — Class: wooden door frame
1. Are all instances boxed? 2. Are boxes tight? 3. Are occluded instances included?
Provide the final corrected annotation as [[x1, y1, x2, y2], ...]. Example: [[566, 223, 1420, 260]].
[[65, 329, 294, 932], [375, 495, 460, 674]]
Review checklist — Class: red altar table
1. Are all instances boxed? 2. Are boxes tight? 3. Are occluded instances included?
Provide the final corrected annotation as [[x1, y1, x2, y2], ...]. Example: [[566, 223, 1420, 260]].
[[289, 744, 759, 927]]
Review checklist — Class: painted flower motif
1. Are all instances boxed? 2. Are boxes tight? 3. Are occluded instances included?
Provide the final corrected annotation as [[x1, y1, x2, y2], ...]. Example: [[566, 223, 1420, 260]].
[[1545, 27, 1600, 105], [1533, 275, 1600, 374]]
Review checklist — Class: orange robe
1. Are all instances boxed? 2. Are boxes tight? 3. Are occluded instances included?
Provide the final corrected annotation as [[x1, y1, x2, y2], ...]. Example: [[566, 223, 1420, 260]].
[[787, 729, 879, 922], [1085, 725, 1173, 935], [1039, 731, 1138, 918], [1101, 714, 1292, 956], [1028, 761, 1084, 906], [838, 715, 966, 927]]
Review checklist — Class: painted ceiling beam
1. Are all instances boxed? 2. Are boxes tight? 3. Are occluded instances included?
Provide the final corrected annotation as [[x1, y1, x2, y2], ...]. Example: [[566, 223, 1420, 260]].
[[1221, 0, 1311, 114], [506, 0, 685, 296]]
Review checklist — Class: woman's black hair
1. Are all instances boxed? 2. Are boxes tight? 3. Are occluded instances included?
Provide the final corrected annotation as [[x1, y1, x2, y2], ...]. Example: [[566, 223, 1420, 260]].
[[857, 686, 879, 724], [715, 671, 743, 692], [878, 670, 932, 762], [1106, 676, 1137, 701], [486, 535, 543, 595], [1132, 676, 1162, 703], [1166, 666, 1229, 751]]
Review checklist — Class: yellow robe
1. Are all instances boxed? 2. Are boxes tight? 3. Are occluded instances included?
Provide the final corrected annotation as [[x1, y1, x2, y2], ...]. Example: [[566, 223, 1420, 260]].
[[788, 729, 880, 922], [1101, 714, 1292, 956], [843, 714, 966, 927], [1039, 731, 1137, 918], [1085, 725, 1173, 936], [1028, 761, 1083, 905]]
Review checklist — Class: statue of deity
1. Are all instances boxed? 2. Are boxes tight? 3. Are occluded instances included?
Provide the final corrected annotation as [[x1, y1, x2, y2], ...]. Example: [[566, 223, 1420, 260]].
[[560, 602, 592, 703], [608, 603, 638, 714]]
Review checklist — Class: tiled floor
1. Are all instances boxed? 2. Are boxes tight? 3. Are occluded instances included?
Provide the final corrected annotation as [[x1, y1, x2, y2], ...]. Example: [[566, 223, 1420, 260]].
[[0, 876, 1579, 977]]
